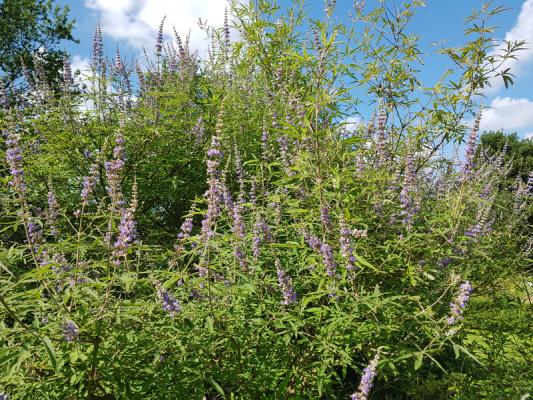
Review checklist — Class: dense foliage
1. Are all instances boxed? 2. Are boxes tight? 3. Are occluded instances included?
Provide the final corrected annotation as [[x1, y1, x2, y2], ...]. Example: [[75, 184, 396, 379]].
[[0, 0, 76, 95], [0, 1, 531, 399]]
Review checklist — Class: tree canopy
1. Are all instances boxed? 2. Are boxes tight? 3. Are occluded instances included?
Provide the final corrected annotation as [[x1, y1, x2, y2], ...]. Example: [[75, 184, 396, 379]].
[[0, 0, 76, 92]]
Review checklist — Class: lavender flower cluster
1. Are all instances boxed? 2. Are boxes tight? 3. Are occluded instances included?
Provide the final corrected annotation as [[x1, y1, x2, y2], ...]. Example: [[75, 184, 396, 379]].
[[47, 187, 60, 236], [175, 215, 194, 252], [62, 320, 79, 342], [461, 111, 481, 181], [113, 184, 138, 266], [105, 132, 126, 211], [156, 283, 181, 318], [276, 260, 296, 305], [303, 230, 337, 277], [252, 215, 273, 259], [340, 220, 357, 271], [399, 144, 420, 226], [447, 281, 473, 326], [200, 121, 224, 244], [4, 129, 26, 194], [351, 352, 380, 400]]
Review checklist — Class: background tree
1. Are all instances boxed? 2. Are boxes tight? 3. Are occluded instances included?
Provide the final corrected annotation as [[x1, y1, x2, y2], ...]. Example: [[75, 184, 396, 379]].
[[478, 131, 533, 181], [0, 0, 76, 94]]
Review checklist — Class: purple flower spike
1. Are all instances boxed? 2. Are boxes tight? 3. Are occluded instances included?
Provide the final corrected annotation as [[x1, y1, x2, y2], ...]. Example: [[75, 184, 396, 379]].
[[351, 352, 380, 400], [276, 260, 296, 305], [155, 16, 166, 57], [462, 111, 482, 180], [105, 132, 126, 211], [178, 216, 193, 239], [4, 130, 26, 195], [62, 56, 73, 92], [79, 164, 99, 211], [447, 281, 473, 326], [155, 281, 181, 317], [375, 106, 387, 167], [340, 220, 357, 271], [399, 142, 419, 226], [200, 116, 224, 243], [320, 206, 333, 231], [47, 186, 60, 236], [91, 22, 104, 72], [321, 242, 336, 277], [62, 320, 79, 342], [113, 184, 138, 265]]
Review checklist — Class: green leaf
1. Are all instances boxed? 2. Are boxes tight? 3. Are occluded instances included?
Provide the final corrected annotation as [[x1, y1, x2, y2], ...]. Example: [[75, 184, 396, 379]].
[[414, 352, 423, 370], [42, 336, 58, 372], [206, 316, 214, 334], [209, 378, 226, 399]]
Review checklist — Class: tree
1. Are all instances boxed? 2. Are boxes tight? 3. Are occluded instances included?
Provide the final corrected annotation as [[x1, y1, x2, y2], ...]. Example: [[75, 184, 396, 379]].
[[478, 131, 533, 182], [0, 0, 76, 93]]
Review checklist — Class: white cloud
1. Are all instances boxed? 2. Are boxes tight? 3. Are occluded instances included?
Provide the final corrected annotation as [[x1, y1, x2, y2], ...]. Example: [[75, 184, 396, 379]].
[[524, 131, 533, 140], [487, 0, 533, 93], [71, 55, 90, 74], [479, 96, 533, 132], [343, 116, 362, 131], [84, 0, 229, 56]]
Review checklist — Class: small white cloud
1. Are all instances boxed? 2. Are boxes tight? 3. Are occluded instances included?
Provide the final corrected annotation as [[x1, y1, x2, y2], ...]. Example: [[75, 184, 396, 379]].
[[71, 55, 90, 74], [85, 0, 230, 56], [344, 116, 362, 131], [524, 131, 533, 140], [487, 0, 533, 93], [479, 96, 533, 132]]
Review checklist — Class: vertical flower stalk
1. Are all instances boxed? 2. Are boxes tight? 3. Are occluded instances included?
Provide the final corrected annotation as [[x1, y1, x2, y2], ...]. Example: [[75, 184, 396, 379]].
[[375, 106, 387, 167], [155, 281, 181, 318], [234, 143, 246, 204], [192, 117, 205, 146], [175, 215, 193, 252], [252, 215, 273, 259], [4, 129, 26, 195], [91, 22, 104, 73], [261, 125, 271, 161], [249, 178, 257, 206], [399, 141, 419, 227], [447, 281, 473, 326], [320, 206, 333, 232], [234, 246, 248, 271], [47, 184, 60, 236], [276, 260, 296, 305], [200, 110, 224, 244], [321, 242, 336, 277], [277, 122, 294, 176], [112, 181, 138, 266], [340, 220, 357, 271], [78, 164, 99, 214], [462, 111, 482, 181], [351, 352, 380, 400], [223, 8, 231, 51], [62, 56, 73, 93], [105, 131, 126, 211], [27, 221, 43, 254], [155, 16, 166, 58]]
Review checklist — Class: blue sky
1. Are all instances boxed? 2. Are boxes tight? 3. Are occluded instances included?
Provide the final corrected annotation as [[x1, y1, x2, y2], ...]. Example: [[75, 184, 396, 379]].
[[57, 0, 533, 139]]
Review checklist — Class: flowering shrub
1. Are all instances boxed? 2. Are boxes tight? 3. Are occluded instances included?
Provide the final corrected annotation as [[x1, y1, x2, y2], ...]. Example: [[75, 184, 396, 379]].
[[0, 1, 531, 399]]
